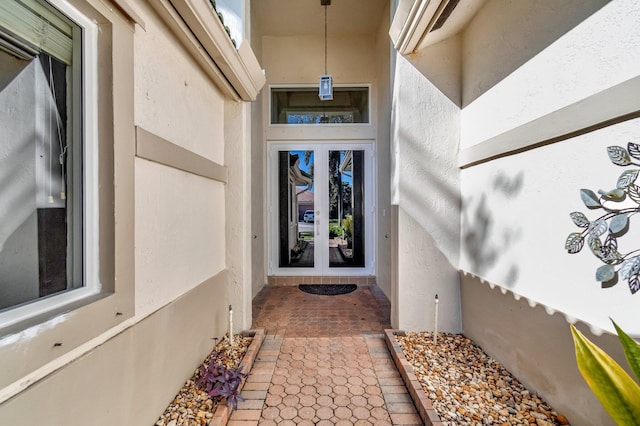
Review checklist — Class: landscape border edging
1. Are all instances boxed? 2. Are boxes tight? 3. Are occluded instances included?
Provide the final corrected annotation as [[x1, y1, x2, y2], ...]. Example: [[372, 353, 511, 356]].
[[384, 329, 444, 426], [209, 328, 265, 426]]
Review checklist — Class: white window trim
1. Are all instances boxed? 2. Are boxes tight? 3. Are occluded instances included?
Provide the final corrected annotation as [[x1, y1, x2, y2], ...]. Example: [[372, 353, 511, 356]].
[[0, 0, 100, 329], [269, 84, 373, 128]]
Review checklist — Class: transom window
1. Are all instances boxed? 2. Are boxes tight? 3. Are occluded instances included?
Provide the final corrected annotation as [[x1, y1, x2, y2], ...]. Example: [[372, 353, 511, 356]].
[[271, 87, 369, 124], [0, 0, 96, 323]]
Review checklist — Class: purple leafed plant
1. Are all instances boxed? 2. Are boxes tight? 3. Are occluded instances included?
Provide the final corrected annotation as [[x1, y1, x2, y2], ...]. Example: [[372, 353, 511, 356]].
[[197, 351, 248, 411]]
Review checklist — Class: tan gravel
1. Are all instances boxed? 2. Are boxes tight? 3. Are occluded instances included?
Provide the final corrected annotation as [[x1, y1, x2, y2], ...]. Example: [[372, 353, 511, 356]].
[[396, 332, 570, 426], [155, 335, 252, 426]]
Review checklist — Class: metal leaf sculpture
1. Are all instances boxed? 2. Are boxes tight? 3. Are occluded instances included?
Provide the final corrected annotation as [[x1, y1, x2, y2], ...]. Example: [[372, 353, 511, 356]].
[[565, 143, 640, 294]]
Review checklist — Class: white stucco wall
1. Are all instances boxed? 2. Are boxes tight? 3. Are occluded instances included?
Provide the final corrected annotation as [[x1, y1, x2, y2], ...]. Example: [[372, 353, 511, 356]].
[[459, 0, 640, 335], [461, 0, 635, 148], [390, 38, 462, 332], [460, 118, 640, 335]]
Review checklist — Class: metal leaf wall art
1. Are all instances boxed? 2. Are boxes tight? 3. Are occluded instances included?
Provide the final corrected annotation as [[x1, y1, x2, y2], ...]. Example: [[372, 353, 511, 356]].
[[565, 142, 640, 295]]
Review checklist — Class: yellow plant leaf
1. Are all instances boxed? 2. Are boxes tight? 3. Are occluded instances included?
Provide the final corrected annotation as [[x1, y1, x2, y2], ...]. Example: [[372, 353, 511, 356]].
[[571, 325, 640, 425]]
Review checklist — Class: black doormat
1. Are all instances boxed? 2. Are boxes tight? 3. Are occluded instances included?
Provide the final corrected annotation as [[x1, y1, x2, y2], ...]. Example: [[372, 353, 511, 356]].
[[298, 284, 357, 296]]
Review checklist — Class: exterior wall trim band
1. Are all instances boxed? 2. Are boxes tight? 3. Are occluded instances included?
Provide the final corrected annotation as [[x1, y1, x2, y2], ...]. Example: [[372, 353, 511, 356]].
[[459, 76, 640, 169], [135, 126, 228, 183]]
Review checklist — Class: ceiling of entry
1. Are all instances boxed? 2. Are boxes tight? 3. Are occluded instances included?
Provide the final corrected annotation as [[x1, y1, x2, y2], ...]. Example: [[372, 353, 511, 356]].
[[252, 0, 389, 36]]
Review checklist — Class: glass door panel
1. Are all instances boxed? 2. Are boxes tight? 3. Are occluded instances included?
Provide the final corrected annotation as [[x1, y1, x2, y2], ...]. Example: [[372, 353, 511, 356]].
[[278, 150, 315, 268], [328, 150, 365, 268], [269, 143, 372, 276]]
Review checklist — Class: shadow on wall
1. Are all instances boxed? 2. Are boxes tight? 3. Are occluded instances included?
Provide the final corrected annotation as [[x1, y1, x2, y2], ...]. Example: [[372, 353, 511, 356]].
[[397, 124, 461, 266], [462, 171, 524, 287], [461, 0, 609, 107]]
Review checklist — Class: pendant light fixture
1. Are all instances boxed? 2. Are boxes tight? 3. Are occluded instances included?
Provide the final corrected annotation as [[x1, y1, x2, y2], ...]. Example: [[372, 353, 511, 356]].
[[318, 0, 333, 101]]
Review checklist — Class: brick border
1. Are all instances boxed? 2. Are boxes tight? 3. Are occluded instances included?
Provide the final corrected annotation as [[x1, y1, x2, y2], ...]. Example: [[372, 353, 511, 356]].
[[209, 329, 265, 426], [384, 329, 444, 426]]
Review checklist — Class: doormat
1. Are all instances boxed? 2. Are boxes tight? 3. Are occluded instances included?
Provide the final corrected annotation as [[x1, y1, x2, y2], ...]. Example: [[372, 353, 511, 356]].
[[298, 284, 357, 296]]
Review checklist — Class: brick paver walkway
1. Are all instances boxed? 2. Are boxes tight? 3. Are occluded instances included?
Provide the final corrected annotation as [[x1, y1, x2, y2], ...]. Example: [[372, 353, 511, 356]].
[[231, 284, 423, 425]]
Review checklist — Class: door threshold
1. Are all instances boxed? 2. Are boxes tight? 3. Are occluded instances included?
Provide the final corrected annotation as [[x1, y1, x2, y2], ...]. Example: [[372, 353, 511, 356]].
[[267, 275, 376, 286]]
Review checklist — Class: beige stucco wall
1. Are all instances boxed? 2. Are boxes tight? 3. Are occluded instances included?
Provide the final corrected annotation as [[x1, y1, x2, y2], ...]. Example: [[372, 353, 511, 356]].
[[132, 0, 230, 330], [250, 1, 266, 298], [0, 0, 256, 422], [262, 34, 377, 86], [0, 272, 228, 426], [256, 25, 391, 284], [374, 1, 392, 299], [390, 37, 462, 332]]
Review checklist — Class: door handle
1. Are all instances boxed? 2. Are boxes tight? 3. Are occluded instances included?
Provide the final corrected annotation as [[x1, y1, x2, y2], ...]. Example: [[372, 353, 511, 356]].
[[315, 219, 320, 236]]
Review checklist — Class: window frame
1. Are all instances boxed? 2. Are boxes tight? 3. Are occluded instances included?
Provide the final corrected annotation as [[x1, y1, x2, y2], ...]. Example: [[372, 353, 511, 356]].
[[0, 0, 100, 329], [0, 0, 135, 394], [269, 84, 372, 127]]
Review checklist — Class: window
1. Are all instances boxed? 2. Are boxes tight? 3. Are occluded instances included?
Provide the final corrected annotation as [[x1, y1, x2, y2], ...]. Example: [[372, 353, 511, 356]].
[[0, 0, 98, 325], [271, 87, 369, 124]]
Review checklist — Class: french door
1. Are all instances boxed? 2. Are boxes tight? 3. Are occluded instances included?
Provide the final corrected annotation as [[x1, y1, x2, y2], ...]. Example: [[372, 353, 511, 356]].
[[268, 143, 374, 276]]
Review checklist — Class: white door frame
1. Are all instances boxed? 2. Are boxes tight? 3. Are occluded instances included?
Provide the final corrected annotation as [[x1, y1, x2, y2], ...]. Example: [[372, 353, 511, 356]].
[[267, 142, 375, 276]]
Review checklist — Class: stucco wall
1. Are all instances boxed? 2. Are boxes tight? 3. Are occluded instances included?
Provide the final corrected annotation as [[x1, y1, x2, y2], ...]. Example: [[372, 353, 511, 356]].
[[460, 118, 640, 335], [461, 273, 626, 426], [0, 272, 229, 426], [250, 1, 266, 298], [459, 0, 640, 335], [375, 1, 392, 299], [258, 30, 385, 279], [0, 0, 250, 422], [390, 39, 462, 332], [132, 0, 228, 319], [134, 3, 225, 163], [461, 0, 632, 148], [262, 34, 377, 86]]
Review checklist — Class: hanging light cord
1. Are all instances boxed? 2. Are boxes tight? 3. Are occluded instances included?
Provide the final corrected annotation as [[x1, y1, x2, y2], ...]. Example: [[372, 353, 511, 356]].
[[324, 4, 327, 75]]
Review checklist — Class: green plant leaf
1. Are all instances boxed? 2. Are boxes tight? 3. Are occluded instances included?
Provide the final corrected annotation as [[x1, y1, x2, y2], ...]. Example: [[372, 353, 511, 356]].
[[612, 320, 640, 382], [596, 265, 615, 282], [565, 233, 584, 254], [628, 185, 640, 205], [570, 212, 590, 228], [629, 142, 640, 161], [610, 214, 629, 234], [571, 325, 640, 425], [608, 146, 632, 166], [580, 189, 601, 208], [617, 169, 639, 189]]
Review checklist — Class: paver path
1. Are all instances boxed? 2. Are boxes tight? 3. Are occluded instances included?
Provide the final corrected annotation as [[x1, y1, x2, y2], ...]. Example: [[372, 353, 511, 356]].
[[231, 285, 423, 425]]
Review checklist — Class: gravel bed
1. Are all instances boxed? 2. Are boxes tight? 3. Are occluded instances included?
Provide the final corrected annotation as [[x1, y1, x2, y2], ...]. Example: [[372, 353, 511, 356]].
[[396, 332, 570, 426], [155, 335, 252, 426]]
